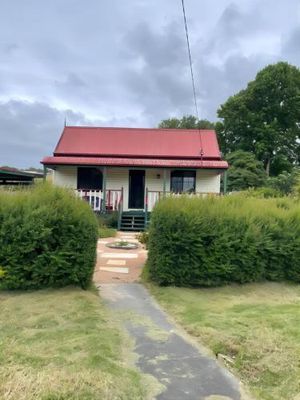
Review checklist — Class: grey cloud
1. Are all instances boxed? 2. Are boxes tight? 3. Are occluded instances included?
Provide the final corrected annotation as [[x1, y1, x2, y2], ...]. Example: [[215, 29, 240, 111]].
[[123, 22, 186, 69], [121, 22, 195, 121], [0, 100, 141, 167], [54, 73, 88, 95], [0, 0, 300, 166], [195, 54, 276, 119], [3, 43, 19, 55], [0, 101, 78, 167], [282, 28, 300, 65]]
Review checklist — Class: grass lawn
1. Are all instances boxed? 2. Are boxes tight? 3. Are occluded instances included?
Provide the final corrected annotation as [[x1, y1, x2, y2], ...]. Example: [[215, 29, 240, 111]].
[[149, 282, 300, 400], [98, 227, 117, 238], [0, 288, 147, 400]]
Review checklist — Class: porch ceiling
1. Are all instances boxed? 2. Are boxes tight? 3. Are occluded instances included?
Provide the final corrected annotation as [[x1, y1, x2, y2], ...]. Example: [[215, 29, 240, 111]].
[[41, 156, 228, 169]]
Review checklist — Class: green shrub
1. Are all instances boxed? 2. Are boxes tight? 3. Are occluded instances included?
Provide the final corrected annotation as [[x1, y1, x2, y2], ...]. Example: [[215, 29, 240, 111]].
[[266, 168, 300, 195], [240, 187, 281, 198], [98, 226, 117, 238], [0, 184, 98, 290], [96, 211, 118, 228], [147, 196, 300, 286], [136, 231, 149, 248]]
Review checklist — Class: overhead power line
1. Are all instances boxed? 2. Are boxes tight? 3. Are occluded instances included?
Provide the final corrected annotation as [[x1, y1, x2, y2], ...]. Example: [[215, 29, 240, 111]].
[[180, 0, 199, 121], [180, 0, 203, 157]]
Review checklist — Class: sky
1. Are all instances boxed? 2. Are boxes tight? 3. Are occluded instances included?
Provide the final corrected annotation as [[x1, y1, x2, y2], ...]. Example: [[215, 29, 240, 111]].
[[0, 0, 300, 168]]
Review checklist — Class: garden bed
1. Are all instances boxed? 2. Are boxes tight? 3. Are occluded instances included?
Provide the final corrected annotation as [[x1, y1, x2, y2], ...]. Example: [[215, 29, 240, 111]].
[[107, 241, 139, 250]]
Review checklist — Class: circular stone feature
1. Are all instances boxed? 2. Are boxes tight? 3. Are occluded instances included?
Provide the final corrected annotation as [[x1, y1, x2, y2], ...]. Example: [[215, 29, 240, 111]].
[[106, 241, 139, 250]]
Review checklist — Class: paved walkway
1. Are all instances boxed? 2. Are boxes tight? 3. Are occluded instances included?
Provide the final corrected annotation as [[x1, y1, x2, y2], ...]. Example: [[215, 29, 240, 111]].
[[99, 283, 245, 400], [93, 231, 147, 284], [95, 233, 247, 399]]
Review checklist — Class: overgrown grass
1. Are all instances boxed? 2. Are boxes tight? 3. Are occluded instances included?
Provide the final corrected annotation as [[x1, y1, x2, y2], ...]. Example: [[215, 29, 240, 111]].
[[98, 227, 117, 238], [0, 288, 147, 400], [96, 212, 118, 238], [149, 282, 300, 400]]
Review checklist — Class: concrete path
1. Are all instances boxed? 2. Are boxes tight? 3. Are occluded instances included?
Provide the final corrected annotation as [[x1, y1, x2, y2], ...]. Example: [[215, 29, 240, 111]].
[[99, 283, 244, 400]]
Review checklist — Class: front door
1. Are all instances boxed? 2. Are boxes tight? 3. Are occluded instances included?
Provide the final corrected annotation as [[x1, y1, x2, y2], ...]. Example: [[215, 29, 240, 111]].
[[129, 170, 145, 209]]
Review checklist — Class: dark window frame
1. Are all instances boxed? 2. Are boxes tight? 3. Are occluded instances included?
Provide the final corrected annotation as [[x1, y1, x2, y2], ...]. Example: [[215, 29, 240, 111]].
[[170, 170, 196, 194], [77, 167, 103, 190]]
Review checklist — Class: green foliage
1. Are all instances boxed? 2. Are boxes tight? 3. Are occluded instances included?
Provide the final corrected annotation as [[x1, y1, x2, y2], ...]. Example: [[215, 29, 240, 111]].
[[96, 211, 118, 238], [136, 231, 149, 248], [159, 115, 215, 130], [217, 62, 300, 175], [98, 227, 117, 238], [266, 168, 300, 195], [239, 187, 281, 199], [226, 150, 266, 191], [293, 175, 300, 197], [96, 211, 118, 228], [0, 184, 98, 290], [147, 196, 300, 287], [0, 267, 5, 279], [150, 283, 300, 400], [0, 288, 147, 399]]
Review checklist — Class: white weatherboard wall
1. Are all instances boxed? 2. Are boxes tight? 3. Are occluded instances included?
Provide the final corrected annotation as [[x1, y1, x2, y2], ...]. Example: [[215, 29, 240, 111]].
[[146, 168, 221, 194], [106, 168, 169, 211], [54, 166, 77, 188], [146, 169, 170, 192], [196, 170, 221, 193], [53, 166, 222, 210]]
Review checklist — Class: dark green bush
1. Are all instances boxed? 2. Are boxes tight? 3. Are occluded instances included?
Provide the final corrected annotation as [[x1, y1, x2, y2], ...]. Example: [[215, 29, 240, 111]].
[[147, 196, 300, 286], [136, 231, 149, 248], [96, 212, 118, 228], [0, 184, 98, 290]]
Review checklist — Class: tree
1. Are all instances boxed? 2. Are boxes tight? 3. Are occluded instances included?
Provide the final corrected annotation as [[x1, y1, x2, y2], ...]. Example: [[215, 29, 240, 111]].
[[266, 167, 300, 195], [225, 150, 267, 191], [159, 115, 215, 130], [217, 62, 300, 175]]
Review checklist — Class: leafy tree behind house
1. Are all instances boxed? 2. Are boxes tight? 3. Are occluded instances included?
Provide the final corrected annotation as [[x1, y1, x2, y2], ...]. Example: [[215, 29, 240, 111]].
[[159, 115, 215, 130], [266, 167, 300, 195], [225, 150, 266, 191], [217, 62, 300, 175]]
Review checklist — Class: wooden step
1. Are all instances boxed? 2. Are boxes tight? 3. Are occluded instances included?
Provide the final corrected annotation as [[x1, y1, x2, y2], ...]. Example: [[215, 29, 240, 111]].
[[120, 211, 146, 231]]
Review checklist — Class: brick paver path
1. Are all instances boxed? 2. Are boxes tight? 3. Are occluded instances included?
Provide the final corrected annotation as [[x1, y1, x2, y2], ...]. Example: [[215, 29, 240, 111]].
[[93, 231, 147, 284]]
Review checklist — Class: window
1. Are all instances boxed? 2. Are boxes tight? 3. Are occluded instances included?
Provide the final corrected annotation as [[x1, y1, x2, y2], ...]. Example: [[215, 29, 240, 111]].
[[170, 170, 196, 193], [77, 167, 103, 190]]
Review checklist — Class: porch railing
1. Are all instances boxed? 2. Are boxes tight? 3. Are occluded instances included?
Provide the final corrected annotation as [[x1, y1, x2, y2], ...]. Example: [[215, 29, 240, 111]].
[[76, 188, 219, 216], [106, 189, 123, 212], [147, 190, 220, 211], [76, 189, 102, 211], [76, 189, 122, 212]]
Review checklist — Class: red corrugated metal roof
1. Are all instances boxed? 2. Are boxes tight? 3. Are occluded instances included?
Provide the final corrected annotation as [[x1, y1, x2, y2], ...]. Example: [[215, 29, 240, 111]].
[[53, 126, 222, 160], [42, 156, 228, 169]]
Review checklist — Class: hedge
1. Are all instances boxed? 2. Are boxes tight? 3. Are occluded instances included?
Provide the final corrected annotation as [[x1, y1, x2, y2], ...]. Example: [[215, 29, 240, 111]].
[[147, 195, 300, 286], [0, 184, 98, 290]]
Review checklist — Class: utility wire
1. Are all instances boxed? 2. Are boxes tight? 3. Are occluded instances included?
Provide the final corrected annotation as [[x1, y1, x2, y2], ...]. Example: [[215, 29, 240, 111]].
[[180, 0, 203, 157], [180, 0, 199, 121]]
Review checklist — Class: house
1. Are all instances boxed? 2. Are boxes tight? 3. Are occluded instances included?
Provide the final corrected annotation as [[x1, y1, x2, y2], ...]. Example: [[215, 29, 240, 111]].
[[41, 126, 228, 230]]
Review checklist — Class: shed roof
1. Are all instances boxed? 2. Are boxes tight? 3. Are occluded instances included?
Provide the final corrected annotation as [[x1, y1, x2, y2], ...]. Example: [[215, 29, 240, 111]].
[[0, 167, 40, 184]]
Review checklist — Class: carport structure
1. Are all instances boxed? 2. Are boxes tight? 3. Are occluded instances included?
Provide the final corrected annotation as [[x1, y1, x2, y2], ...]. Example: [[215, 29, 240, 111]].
[[0, 167, 43, 186]]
